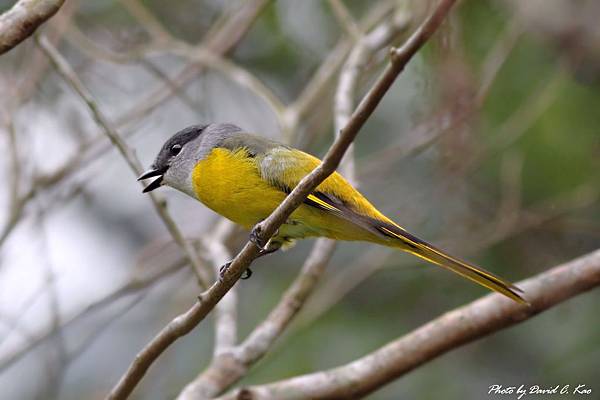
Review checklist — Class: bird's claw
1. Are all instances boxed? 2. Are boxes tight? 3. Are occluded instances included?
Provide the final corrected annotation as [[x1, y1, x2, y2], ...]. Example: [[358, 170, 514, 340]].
[[249, 224, 267, 251], [219, 262, 231, 281], [241, 268, 253, 279], [250, 223, 279, 253], [218, 261, 252, 281]]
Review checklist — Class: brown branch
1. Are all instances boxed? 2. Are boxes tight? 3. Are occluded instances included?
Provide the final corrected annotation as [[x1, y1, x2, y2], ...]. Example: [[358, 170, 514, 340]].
[[0, 0, 65, 55], [219, 248, 600, 400], [105, 1, 457, 398]]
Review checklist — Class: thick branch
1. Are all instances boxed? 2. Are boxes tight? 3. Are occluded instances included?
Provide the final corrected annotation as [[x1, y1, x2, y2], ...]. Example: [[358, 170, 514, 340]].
[[105, 1, 456, 398], [0, 0, 65, 55], [220, 248, 600, 400]]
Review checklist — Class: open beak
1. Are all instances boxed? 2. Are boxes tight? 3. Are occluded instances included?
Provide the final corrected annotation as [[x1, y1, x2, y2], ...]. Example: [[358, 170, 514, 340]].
[[138, 166, 166, 193]]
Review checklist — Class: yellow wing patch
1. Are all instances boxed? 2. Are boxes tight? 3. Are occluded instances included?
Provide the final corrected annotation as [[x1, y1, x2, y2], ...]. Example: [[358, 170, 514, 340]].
[[306, 193, 340, 212], [259, 147, 391, 223]]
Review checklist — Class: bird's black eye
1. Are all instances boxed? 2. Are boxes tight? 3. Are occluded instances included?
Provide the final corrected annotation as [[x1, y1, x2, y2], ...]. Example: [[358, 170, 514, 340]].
[[170, 144, 182, 156]]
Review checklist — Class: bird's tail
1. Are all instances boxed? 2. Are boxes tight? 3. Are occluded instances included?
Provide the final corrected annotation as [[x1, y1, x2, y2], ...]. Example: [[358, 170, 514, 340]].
[[375, 222, 527, 304]]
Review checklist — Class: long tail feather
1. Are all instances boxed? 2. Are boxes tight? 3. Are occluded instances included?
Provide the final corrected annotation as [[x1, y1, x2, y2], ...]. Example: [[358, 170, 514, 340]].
[[376, 224, 527, 304]]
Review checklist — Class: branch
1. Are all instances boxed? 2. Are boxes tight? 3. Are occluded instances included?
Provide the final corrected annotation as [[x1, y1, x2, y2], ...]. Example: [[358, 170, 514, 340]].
[[0, 0, 65, 55], [219, 248, 600, 400], [105, 1, 457, 398]]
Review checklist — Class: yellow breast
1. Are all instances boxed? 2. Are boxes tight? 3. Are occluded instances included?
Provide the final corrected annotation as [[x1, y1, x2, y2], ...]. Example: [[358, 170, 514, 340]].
[[192, 148, 287, 229]]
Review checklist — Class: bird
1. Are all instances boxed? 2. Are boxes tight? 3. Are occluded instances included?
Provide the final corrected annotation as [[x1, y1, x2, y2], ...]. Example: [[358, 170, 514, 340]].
[[138, 123, 526, 304]]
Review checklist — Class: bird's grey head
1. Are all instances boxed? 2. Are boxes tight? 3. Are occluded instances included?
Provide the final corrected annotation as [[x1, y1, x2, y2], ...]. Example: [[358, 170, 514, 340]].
[[138, 123, 243, 197]]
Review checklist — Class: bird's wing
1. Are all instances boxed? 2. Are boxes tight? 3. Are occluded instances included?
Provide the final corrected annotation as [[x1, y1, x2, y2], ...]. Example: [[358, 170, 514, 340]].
[[257, 145, 392, 228]]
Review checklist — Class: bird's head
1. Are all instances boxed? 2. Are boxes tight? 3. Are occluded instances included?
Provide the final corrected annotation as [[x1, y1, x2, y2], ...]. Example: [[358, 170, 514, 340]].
[[138, 123, 242, 197]]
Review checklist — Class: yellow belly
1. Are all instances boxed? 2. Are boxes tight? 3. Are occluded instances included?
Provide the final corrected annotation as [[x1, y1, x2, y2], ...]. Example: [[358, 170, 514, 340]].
[[191, 148, 371, 242], [192, 148, 286, 228]]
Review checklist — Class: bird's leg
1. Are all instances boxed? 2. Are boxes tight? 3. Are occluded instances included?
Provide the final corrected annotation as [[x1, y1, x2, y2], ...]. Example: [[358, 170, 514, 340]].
[[249, 224, 266, 250], [218, 262, 252, 280], [218, 240, 282, 281], [257, 239, 282, 257], [249, 222, 279, 252]]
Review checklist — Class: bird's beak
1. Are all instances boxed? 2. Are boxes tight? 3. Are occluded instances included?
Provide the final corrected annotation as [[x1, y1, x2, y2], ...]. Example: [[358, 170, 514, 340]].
[[138, 166, 166, 193]]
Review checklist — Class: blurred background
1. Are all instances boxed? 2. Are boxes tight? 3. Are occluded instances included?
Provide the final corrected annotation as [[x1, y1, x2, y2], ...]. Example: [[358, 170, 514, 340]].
[[0, 0, 599, 399]]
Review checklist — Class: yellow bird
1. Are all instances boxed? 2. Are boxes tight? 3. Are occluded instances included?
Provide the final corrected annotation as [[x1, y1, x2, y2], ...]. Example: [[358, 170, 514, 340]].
[[139, 123, 526, 303]]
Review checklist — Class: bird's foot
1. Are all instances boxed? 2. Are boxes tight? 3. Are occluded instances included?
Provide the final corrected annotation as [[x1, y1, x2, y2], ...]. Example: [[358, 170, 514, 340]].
[[241, 268, 253, 279], [249, 223, 279, 252], [218, 262, 231, 281], [218, 261, 252, 281], [249, 223, 267, 251]]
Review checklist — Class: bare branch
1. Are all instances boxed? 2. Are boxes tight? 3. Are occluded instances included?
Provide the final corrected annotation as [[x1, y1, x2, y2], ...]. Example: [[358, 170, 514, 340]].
[[219, 248, 600, 400], [105, 1, 457, 398], [0, 0, 65, 55]]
